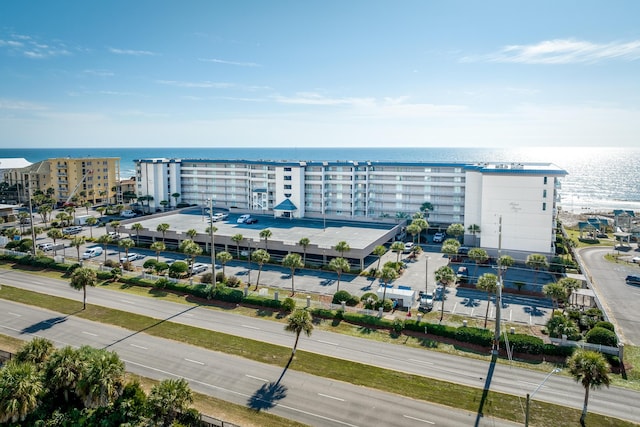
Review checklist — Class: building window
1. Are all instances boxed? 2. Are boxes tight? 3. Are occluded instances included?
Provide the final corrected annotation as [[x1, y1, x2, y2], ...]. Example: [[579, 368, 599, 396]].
[[542, 202, 547, 211], [284, 185, 292, 190], [284, 167, 292, 172], [284, 176, 292, 181], [543, 189, 547, 198], [543, 177, 548, 185]]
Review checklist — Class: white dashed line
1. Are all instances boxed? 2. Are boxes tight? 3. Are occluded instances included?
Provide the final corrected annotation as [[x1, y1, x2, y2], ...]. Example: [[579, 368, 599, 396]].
[[318, 393, 345, 402], [245, 374, 269, 382], [403, 414, 435, 424], [184, 358, 205, 365]]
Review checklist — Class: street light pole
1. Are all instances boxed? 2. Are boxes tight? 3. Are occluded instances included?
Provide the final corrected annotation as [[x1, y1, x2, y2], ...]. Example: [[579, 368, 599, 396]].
[[493, 215, 503, 355], [208, 197, 216, 283], [525, 368, 560, 426], [425, 255, 430, 294], [28, 173, 37, 256]]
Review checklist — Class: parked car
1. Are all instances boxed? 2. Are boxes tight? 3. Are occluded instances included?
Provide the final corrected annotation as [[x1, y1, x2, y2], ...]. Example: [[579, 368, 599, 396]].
[[433, 232, 446, 243], [121, 210, 136, 218], [456, 266, 468, 283], [120, 253, 144, 263], [62, 226, 83, 235], [107, 232, 121, 241], [626, 275, 640, 285], [82, 246, 103, 259], [191, 263, 208, 274], [458, 246, 470, 256], [245, 217, 258, 224], [37, 242, 54, 251], [632, 256, 640, 264], [210, 212, 228, 222], [418, 291, 433, 312], [237, 214, 251, 224], [403, 242, 415, 253]]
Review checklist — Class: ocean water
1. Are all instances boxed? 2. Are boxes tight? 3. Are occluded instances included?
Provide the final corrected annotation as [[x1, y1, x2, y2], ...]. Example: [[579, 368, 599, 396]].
[[2, 146, 639, 215]]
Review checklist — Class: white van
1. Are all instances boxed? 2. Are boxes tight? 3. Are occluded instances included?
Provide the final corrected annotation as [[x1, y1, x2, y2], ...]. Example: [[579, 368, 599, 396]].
[[237, 214, 251, 224], [82, 246, 103, 259]]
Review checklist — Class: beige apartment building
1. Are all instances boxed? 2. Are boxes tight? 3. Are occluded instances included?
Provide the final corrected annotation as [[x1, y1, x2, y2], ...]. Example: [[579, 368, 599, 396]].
[[5, 157, 121, 206]]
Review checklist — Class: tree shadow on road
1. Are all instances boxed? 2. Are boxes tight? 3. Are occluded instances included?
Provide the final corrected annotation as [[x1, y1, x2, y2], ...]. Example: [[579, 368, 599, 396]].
[[20, 312, 81, 335], [247, 381, 288, 412]]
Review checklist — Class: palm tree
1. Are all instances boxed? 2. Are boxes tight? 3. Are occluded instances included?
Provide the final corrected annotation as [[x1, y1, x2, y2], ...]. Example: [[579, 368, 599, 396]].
[[411, 217, 428, 245], [0, 360, 43, 423], [298, 237, 310, 266], [118, 238, 135, 260], [420, 201, 433, 219], [76, 348, 125, 408], [14, 336, 55, 367], [406, 223, 421, 245], [231, 233, 243, 258], [467, 224, 480, 241], [70, 266, 97, 309], [71, 235, 86, 263], [543, 282, 567, 309], [37, 203, 52, 226], [147, 378, 194, 426], [468, 248, 488, 281], [281, 308, 313, 383], [379, 265, 398, 303], [180, 240, 203, 277], [97, 234, 112, 264], [206, 224, 218, 281], [260, 228, 273, 250], [186, 228, 198, 240], [156, 223, 170, 244], [216, 251, 233, 277], [328, 257, 350, 292], [526, 253, 550, 285], [372, 245, 387, 274], [96, 206, 106, 217], [446, 223, 465, 243], [85, 216, 97, 238], [441, 238, 461, 260], [334, 240, 350, 257], [390, 241, 405, 263], [435, 265, 456, 322], [171, 192, 181, 208], [150, 241, 166, 262], [558, 277, 581, 304], [251, 249, 270, 290], [567, 349, 611, 426], [283, 253, 303, 295], [131, 222, 143, 245], [47, 228, 63, 256], [45, 345, 87, 404], [476, 273, 498, 328]]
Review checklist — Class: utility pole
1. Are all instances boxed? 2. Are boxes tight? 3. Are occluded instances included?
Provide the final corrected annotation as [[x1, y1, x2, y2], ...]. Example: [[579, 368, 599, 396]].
[[208, 197, 216, 282], [493, 215, 503, 355], [28, 173, 37, 256], [425, 255, 430, 294]]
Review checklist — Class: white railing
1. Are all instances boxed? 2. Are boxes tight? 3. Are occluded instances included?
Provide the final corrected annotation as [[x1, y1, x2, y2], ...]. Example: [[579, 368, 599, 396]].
[[549, 337, 620, 356]]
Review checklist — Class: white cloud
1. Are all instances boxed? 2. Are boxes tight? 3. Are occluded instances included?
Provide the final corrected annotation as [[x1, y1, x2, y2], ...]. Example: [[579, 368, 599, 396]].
[[0, 98, 46, 111], [108, 47, 157, 56], [156, 79, 234, 89], [199, 58, 261, 67], [0, 33, 72, 58], [465, 39, 640, 64], [83, 69, 114, 77], [273, 92, 376, 107]]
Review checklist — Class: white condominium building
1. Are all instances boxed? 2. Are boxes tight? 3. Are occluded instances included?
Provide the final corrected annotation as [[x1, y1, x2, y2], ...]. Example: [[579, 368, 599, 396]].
[[135, 158, 566, 255]]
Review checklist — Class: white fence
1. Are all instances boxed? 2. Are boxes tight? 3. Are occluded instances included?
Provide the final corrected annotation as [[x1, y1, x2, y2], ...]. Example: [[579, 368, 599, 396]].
[[549, 337, 621, 357]]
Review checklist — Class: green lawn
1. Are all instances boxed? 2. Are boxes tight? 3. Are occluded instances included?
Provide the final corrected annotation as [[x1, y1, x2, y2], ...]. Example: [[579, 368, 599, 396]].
[[0, 284, 636, 427]]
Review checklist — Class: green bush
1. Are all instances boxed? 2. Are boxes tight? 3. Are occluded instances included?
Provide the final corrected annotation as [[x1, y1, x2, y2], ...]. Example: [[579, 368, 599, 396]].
[[360, 292, 378, 309], [542, 343, 575, 357], [585, 327, 618, 347], [503, 334, 545, 355], [594, 321, 615, 332], [226, 276, 242, 288], [200, 272, 214, 284], [310, 308, 336, 319], [374, 298, 394, 312], [392, 318, 404, 334], [454, 327, 493, 347], [332, 290, 352, 304], [281, 297, 296, 312], [243, 294, 282, 309]]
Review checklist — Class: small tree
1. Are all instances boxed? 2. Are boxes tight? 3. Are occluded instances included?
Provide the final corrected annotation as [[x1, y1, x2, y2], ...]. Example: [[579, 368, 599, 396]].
[[70, 235, 86, 264], [446, 223, 465, 243], [171, 192, 181, 208], [47, 228, 64, 256], [372, 245, 387, 274], [156, 223, 170, 244], [435, 265, 456, 322], [476, 273, 498, 328], [283, 253, 303, 295], [543, 282, 567, 309], [379, 265, 398, 304], [298, 237, 310, 266], [85, 216, 97, 238], [334, 240, 350, 257], [251, 249, 270, 290], [526, 253, 550, 285], [390, 241, 405, 263], [119, 238, 135, 260], [260, 228, 273, 250], [97, 234, 112, 264], [329, 257, 350, 292], [150, 241, 166, 262], [131, 223, 143, 245], [216, 251, 233, 277], [468, 248, 488, 281], [69, 267, 97, 309], [231, 234, 243, 258]]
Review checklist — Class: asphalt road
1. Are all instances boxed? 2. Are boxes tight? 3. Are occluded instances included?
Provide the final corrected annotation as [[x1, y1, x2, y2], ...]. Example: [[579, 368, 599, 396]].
[[577, 247, 640, 345], [0, 269, 638, 425], [0, 299, 517, 427]]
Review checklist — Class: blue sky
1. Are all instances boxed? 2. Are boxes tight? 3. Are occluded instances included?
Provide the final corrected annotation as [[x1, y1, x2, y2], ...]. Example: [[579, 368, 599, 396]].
[[1, 1, 639, 148]]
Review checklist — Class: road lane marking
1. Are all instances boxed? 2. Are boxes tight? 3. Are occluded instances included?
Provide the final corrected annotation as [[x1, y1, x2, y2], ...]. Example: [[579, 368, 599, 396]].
[[241, 324, 260, 330], [184, 358, 205, 365], [82, 331, 97, 336], [120, 299, 135, 304], [246, 374, 269, 382], [403, 414, 435, 424], [124, 359, 361, 427], [8, 312, 21, 317], [318, 393, 345, 402], [130, 344, 148, 350], [317, 339, 339, 346], [408, 358, 434, 366], [452, 302, 457, 313]]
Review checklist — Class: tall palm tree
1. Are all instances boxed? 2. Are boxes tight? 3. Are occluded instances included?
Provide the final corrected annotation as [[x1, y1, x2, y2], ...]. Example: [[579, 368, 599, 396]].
[[97, 234, 112, 264], [390, 241, 405, 263], [334, 240, 350, 257], [543, 282, 567, 309], [558, 277, 581, 304], [251, 249, 270, 290], [280, 309, 313, 383], [216, 251, 233, 277], [171, 192, 181, 208], [476, 273, 498, 328], [435, 265, 456, 322], [379, 265, 398, 303], [283, 253, 303, 295], [567, 349, 611, 426], [328, 257, 350, 292], [468, 248, 488, 282], [156, 223, 170, 244], [186, 228, 197, 240], [118, 238, 135, 261], [526, 253, 550, 285], [150, 241, 166, 262], [131, 222, 143, 245], [71, 235, 86, 264], [411, 217, 428, 245], [47, 228, 63, 256], [0, 360, 43, 423], [180, 240, 203, 277], [260, 228, 272, 250], [298, 237, 310, 266], [372, 245, 387, 274], [231, 233, 243, 258], [406, 223, 421, 245], [69, 266, 97, 310], [85, 216, 97, 238]]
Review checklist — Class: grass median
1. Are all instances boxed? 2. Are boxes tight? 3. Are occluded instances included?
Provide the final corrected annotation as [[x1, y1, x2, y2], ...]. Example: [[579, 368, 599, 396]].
[[0, 284, 635, 427]]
